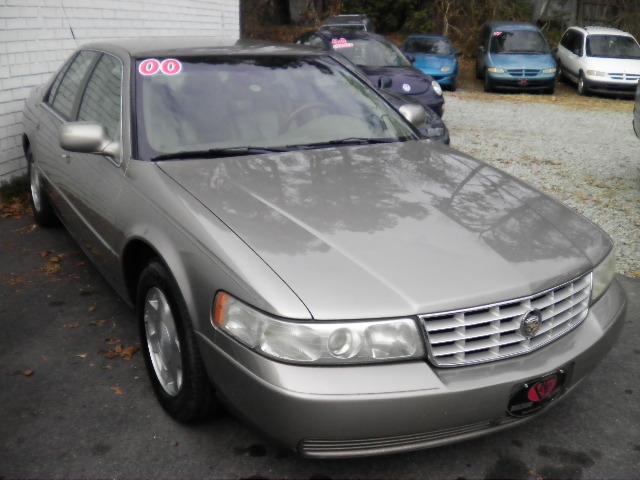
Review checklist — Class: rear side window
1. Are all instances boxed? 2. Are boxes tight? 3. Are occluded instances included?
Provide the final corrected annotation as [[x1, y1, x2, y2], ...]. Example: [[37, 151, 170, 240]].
[[78, 54, 122, 139], [50, 51, 98, 119]]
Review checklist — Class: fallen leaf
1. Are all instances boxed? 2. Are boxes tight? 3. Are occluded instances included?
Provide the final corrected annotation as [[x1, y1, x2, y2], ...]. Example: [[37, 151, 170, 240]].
[[627, 271, 640, 279], [40, 250, 52, 258], [88, 304, 97, 313], [105, 337, 121, 345], [75, 353, 88, 359], [110, 386, 124, 396], [90, 319, 108, 327], [104, 344, 140, 360], [22, 369, 34, 377], [64, 322, 80, 329]]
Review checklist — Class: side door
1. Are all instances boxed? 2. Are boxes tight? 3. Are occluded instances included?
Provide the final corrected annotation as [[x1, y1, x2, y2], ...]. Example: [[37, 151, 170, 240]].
[[62, 52, 126, 285], [566, 30, 584, 79], [557, 29, 572, 70], [38, 50, 101, 224]]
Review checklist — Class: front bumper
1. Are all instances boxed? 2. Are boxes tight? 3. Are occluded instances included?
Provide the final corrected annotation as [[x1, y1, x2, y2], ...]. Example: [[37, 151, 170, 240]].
[[488, 72, 556, 91], [583, 76, 639, 95], [198, 278, 626, 458], [418, 71, 457, 87]]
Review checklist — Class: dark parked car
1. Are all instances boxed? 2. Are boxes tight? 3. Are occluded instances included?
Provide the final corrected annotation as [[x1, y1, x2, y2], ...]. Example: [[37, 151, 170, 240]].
[[296, 29, 445, 116], [321, 14, 374, 32], [476, 22, 557, 93]]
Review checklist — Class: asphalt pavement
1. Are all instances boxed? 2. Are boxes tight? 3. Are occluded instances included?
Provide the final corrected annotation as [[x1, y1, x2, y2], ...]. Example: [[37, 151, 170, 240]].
[[1, 213, 639, 479]]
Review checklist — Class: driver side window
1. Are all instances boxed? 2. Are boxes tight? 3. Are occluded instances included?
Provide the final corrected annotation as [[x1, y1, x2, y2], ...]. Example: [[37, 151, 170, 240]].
[[77, 53, 122, 140]]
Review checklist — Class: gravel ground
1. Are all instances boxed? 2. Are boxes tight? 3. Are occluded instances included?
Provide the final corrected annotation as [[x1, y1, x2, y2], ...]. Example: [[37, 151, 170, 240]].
[[444, 92, 640, 277]]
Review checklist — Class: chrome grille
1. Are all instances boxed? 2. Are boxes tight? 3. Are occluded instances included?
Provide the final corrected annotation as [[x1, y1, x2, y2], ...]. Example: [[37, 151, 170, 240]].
[[609, 73, 640, 81], [508, 68, 540, 77], [420, 273, 592, 367]]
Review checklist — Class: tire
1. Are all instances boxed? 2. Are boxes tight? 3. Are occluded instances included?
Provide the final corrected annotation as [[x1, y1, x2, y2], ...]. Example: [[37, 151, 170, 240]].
[[546, 83, 556, 95], [483, 71, 493, 93], [475, 62, 482, 80], [449, 80, 457, 92], [137, 260, 218, 422], [577, 72, 589, 96], [27, 145, 59, 227]]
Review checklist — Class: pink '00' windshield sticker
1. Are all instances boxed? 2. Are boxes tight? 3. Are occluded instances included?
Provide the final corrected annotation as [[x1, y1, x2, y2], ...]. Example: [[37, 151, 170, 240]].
[[139, 58, 161, 76], [138, 58, 182, 76], [160, 58, 182, 75]]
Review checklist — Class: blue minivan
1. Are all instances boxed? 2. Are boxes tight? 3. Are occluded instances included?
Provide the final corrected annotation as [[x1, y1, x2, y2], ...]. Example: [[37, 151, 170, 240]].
[[404, 35, 460, 91], [476, 22, 557, 93]]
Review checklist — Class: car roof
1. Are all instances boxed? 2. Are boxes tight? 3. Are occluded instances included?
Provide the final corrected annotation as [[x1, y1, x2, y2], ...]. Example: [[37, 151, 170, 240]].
[[323, 14, 369, 24], [80, 37, 322, 58], [572, 26, 634, 37], [315, 29, 386, 42], [486, 21, 540, 31], [406, 34, 451, 41]]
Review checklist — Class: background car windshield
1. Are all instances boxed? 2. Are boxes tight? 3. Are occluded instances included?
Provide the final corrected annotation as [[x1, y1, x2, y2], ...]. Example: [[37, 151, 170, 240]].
[[333, 38, 412, 67], [405, 38, 454, 55], [135, 56, 414, 159], [490, 30, 549, 54], [586, 35, 640, 59]]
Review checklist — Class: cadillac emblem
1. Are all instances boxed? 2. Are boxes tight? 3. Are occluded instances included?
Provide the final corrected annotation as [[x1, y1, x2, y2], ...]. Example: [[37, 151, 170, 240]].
[[519, 309, 542, 339]]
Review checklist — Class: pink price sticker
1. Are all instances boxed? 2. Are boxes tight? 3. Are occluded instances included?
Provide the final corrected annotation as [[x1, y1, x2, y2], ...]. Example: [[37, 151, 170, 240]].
[[331, 37, 354, 49], [138, 58, 182, 76]]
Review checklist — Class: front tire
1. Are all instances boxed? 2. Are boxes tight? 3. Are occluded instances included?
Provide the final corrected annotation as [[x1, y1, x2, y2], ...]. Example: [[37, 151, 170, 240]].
[[27, 146, 59, 227], [137, 260, 218, 422], [577, 72, 589, 96], [483, 71, 493, 92]]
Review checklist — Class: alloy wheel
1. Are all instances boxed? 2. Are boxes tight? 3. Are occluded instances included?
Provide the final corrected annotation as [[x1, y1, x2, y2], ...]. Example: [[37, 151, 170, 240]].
[[144, 287, 183, 396]]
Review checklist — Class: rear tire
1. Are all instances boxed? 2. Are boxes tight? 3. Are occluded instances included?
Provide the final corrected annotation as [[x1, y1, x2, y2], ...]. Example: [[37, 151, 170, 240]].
[[449, 80, 457, 92], [137, 260, 219, 422], [27, 146, 59, 227]]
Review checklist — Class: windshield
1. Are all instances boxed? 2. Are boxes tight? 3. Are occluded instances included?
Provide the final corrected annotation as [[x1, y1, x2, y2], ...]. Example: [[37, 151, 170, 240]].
[[490, 30, 549, 54], [586, 35, 640, 59], [331, 37, 412, 67], [405, 38, 454, 55], [134, 56, 415, 160]]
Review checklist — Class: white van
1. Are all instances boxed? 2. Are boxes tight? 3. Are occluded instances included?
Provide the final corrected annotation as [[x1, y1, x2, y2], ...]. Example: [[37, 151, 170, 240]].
[[556, 26, 640, 96]]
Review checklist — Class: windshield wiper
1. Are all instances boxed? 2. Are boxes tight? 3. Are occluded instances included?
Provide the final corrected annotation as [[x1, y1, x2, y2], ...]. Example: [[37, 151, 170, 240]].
[[286, 137, 402, 150], [151, 146, 289, 161]]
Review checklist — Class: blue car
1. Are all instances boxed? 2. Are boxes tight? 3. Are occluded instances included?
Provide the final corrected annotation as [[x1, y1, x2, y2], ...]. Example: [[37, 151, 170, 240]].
[[404, 35, 460, 91], [475, 22, 557, 94]]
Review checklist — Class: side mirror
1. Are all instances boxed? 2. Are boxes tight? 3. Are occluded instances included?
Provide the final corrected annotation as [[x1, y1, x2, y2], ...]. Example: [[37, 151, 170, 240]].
[[399, 103, 427, 128], [378, 76, 393, 89], [60, 122, 121, 160]]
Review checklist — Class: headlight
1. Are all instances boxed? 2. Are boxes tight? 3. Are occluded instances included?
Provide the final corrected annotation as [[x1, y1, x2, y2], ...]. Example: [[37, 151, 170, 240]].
[[212, 292, 424, 364], [591, 249, 616, 304], [487, 67, 505, 74], [586, 70, 606, 77], [440, 66, 451, 73], [431, 80, 443, 96], [542, 67, 557, 74]]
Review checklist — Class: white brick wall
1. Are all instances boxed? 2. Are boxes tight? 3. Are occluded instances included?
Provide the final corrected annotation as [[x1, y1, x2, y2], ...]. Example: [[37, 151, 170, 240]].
[[0, 0, 240, 183]]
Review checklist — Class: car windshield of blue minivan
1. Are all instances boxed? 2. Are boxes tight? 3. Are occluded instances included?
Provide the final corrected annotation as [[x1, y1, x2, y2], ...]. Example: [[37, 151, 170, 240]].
[[135, 56, 416, 161], [332, 37, 412, 67], [405, 38, 454, 55], [490, 30, 549, 54], [586, 35, 640, 59]]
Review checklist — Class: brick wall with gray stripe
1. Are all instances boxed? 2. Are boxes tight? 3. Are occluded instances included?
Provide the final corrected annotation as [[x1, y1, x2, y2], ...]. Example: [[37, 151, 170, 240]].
[[0, 0, 239, 183]]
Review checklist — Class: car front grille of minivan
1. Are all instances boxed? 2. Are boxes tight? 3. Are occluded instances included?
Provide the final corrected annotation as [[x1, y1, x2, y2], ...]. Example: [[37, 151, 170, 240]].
[[420, 273, 592, 367], [508, 68, 540, 77], [609, 73, 640, 82]]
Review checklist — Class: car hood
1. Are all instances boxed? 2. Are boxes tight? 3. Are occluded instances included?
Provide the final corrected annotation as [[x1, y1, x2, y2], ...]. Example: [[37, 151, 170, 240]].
[[359, 65, 433, 95], [489, 53, 556, 69], [158, 141, 610, 320], [585, 56, 640, 75], [413, 54, 456, 72]]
